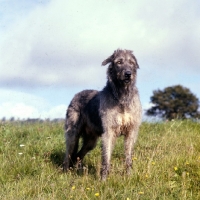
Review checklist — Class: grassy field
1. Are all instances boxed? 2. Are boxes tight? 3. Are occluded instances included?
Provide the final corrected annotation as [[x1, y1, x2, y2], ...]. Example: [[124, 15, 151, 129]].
[[0, 120, 200, 200]]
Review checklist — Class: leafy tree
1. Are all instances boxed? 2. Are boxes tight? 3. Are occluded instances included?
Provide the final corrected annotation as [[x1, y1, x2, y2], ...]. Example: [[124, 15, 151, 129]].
[[1, 117, 6, 122], [146, 85, 200, 120], [10, 117, 15, 122]]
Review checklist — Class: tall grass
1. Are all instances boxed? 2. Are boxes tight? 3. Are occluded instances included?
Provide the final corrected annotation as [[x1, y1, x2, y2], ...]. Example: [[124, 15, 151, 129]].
[[0, 120, 200, 199]]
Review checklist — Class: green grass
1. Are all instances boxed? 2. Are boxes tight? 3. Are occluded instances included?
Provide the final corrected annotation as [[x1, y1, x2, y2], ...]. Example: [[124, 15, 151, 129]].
[[0, 120, 200, 199]]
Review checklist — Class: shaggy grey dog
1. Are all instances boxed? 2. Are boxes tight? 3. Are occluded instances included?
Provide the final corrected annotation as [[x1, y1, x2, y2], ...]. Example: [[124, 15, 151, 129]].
[[63, 49, 142, 180]]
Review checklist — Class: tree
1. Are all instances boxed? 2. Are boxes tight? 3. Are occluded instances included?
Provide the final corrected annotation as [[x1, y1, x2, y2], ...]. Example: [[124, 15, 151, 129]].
[[1, 117, 6, 122], [10, 117, 15, 122], [146, 85, 200, 120]]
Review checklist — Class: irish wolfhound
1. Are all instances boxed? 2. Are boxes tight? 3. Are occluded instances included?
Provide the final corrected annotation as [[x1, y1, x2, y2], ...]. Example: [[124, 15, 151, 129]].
[[63, 49, 142, 180]]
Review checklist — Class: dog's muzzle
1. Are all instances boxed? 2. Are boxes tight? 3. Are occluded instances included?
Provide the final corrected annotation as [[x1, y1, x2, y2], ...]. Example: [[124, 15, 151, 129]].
[[124, 71, 132, 83]]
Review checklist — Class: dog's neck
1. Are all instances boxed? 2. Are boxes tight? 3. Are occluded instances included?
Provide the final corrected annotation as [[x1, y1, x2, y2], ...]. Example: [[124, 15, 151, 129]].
[[107, 79, 135, 106]]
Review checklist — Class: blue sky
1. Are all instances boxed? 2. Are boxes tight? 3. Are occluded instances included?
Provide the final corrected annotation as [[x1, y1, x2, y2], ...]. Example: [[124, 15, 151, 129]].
[[0, 0, 200, 119]]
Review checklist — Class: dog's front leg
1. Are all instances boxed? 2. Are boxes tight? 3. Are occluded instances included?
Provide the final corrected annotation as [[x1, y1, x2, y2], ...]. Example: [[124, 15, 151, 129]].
[[124, 131, 137, 175], [101, 131, 115, 181]]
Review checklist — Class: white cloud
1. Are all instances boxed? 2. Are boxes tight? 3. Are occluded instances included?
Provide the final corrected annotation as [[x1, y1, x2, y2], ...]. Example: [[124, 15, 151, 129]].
[[0, 102, 67, 120], [1, 0, 200, 88], [142, 102, 155, 111], [0, 89, 67, 119], [0, 102, 40, 120], [42, 104, 67, 119], [0, 89, 48, 109]]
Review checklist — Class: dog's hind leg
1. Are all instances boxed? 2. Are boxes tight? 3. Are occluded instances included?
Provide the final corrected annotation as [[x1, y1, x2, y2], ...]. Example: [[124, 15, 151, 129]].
[[76, 133, 98, 162], [63, 127, 79, 171], [63, 103, 82, 171]]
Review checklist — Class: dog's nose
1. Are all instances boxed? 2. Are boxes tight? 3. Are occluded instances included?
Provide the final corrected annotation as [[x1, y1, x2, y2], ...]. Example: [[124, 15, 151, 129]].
[[125, 71, 131, 78]]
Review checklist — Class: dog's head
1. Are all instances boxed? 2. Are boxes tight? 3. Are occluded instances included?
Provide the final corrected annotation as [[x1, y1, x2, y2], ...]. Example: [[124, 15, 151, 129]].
[[102, 49, 139, 85]]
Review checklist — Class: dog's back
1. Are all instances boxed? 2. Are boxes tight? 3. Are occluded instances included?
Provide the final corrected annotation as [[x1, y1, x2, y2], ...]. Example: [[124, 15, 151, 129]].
[[65, 89, 98, 131]]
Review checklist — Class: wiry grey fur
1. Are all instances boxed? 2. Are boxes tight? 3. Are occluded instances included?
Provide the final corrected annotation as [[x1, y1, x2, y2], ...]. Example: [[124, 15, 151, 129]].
[[63, 49, 142, 180]]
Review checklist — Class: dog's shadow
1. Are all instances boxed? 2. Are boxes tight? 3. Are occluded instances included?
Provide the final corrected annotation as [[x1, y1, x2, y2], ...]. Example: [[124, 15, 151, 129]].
[[50, 150, 65, 167], [50, 150, 97, 177]]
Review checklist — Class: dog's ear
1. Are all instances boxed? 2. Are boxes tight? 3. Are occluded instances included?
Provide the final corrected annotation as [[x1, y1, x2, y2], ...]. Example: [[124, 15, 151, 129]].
[[135, 58, 140, 69], [102, 53, 114, 66], [131, 53, 139, 69], [134, 58, 139, 69]]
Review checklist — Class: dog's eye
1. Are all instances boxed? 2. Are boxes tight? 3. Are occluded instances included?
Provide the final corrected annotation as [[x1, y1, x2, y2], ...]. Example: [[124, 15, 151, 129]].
[[117, 61, 121, 64], [129, 61, 134, 65]]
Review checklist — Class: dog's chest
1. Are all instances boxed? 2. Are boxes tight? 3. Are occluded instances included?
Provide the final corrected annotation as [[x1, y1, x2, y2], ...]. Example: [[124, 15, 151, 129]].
[[113, 110, 134, 133]]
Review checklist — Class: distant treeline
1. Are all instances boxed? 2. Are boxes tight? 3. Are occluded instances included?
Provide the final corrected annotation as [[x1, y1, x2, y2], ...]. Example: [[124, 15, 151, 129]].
[[0, 117, 64, 123]]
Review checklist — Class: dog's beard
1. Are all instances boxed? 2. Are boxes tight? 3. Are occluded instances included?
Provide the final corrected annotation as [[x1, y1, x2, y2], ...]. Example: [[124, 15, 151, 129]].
[[111, 73, 134, 86], [118, 73, 133, 84], [122, 76, 133, 85], [124, 79, 131, 84]]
